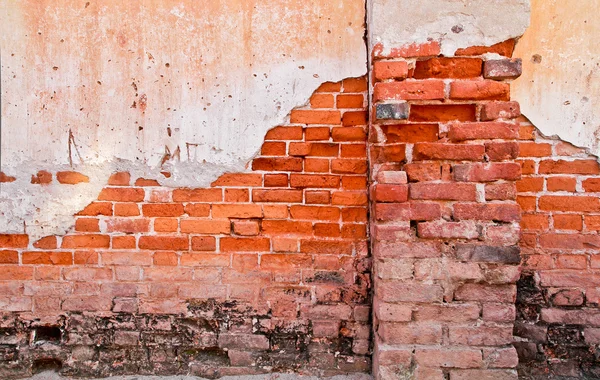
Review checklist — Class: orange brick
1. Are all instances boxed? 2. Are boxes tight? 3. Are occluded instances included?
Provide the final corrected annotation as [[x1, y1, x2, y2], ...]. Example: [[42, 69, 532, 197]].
[[153, 251, 178, 266], [139, 236, 188, 251], [142, 203, 184, 217], [184, 203, 211, 217], [0, 250, 18, 264], [253, 189, 303, 203], [114, 203, 140, 216], [290, 205, 340, 221], [62, 235, 109, 249], [233, 221, 260, 236], [112, 236, 136, 249], [260, 254, 312, 269], [305, 127, 331, 141], [211, 173, 263, 187], [33, 236, 57, 250], [547, 177, 577, 192], [220, 237, 270, 252], [225, 188, 250, 202], [180, 220, 230, 234], [342, 77, 368, 92], [336, 94, 364, 109], [290, 110, 341, 125], [264, 174, 289, 187], [191, 236, 217, 251], [22, 251, 72, 265], [77, 202, 112, 216], [75, 218, 100, 232], [108, 172, 131, 186], [310, 94, 335, 108], [553, 214, 583, 231], [261, 142, 287, 156], [56, 171, 89, 184], [154, 218, 178, 232], [172, 188, 222, 202], [98, 188, 145, 202]]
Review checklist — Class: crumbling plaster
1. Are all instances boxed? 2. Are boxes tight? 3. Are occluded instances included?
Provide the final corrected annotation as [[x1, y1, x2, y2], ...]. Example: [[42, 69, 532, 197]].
[[513, 0, 600, 157], [0, 0, 366, 239], [370, 0, 530, 56]]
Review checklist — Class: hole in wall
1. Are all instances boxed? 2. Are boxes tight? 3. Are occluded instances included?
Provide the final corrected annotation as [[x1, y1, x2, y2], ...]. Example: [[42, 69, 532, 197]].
[[32, 359, 63, 374], [33, 326, 62, 344]]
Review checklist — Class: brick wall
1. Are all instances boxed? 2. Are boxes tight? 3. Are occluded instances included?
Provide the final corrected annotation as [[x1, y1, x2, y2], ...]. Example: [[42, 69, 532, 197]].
[[369, 40, 524, 380], [516, 120, 600, 378], [0, 77, 371, 377]]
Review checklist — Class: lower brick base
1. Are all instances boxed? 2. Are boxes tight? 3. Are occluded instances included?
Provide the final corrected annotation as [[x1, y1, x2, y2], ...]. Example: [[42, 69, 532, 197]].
[[1, 301, 369, 378]]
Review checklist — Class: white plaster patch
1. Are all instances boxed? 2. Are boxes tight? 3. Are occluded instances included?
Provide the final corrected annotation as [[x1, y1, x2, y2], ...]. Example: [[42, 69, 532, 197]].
[[513, 0, 600, 157], [370, 0, 530, 56]]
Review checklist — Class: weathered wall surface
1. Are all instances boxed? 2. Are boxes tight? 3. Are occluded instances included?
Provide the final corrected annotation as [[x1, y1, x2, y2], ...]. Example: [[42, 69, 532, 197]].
[[513, 0, 600, 157], [370, 0, 530, 56], [0, 0, 366, 238]]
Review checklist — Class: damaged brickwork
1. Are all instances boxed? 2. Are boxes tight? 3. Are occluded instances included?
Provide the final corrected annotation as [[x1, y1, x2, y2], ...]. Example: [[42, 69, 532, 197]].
[[515, 119, 600, 379], [369, 39, 524, 380], [0, 78, 371, 377]]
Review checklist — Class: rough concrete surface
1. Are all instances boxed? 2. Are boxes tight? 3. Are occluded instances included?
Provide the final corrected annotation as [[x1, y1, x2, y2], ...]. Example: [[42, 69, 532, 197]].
[[0, 0, 366, 239], [26, 372, 373, 380], [513, 0, 600, 157], [370, 0, 530, 55]]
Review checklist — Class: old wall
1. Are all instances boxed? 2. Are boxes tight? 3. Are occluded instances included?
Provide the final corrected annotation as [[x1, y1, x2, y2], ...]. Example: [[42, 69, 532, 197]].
[[0, 78, 372, 377], [0, 0, 366, 239], [513, 0, 600, 157]]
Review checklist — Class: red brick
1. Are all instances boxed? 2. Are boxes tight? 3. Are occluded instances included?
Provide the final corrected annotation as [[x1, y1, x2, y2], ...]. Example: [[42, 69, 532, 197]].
[[413, 143, 485, 161], [33, 236, 57, 250], [108, 172, 131, 186], [261, 142, 286, 156], [290, 205, 340, 221], [314, 223, 340, 237], [172, 188, 222, 202], [30, 170, 52, 184], [485, 183, 517, 201], [481, 101, 521, 121], [309, 93, 335, 108], [381, 124, 438, 143], [517, 195, 536, 211], [410, 104, 476, 122], [102, 252, 152, 266], [289, 174, 339, 189], [112, 236, 136, 249], [180, 220, 230, 234], [373, 80, 445, 101], [63, 267, 112, 281], [56, 171, 89, 184], [455, 39, 516, 57], [138, 236, 188, 251], [105, 219, 150, 233], [331, 159, 368, 174], [336, 94, 364, 109], [516, 177, 544, 192], [486, 142, 520, 161], [370, 144, 406, 163], [547, 177, 577, 192], [539, 160, 600, 175], [225, 188, 249, 202], [305, 190, 330, 204], [342, 77, 368, 92], [300, 240, 353, 254], [114, 203, 140, 216], [0, 172, 17, 183], [305, 127, 331, 141], [0, 234, 29, 248], [77, 202, 112, 216], [304, 158, 329, 172], [378, 323, 442, 345], [404, 163, 441, 182], [484, 58, 522, 80], [521, 215, 549, 231], [410, 183, 477, 201], [142, 203, 184, 217], [260, 254, 313, 270], [262, 220, 312, 235], [342, 111, 368, 126], [253, 189, 303, 203], [154, 218, 178, 232], [289, 142, 339, 157], [375, 203, 441, 221], [342, 176, 367, 190], [211, 173, 263, 187], [75, 218, 100, 232], [264, 126, 304, 140], [290, 110, 341, 125], [220, 237, 270, 252], [331, 191, 368, 205], [454, 284, 516, 303], [134, 178, 160, 186], [454, 203, 521, 222], [61, 235, 109, 249], [191, 236, 217, 251], [454, 163, 521, 182], [554, 214, 583, 231], [98, 187, 145, 202], [372, 184, 408, 203], [212, 204, 262, 219], [341, 144, 367, 158], [180, 253, 229, 267], [449, 80, 510, 100], [413, 57, 482, 79], [449, 122, 519, 141], [232, 221, 260, 236], [184, 203, 211, 217], [373, 60, 409, 80], [0, 250, 19, 264], [264, 174, 288, 187], [418, 221, 480, 239], [252, 157, 303, 172], [539, 196, 600, 212], [331, 127, 366, 142]]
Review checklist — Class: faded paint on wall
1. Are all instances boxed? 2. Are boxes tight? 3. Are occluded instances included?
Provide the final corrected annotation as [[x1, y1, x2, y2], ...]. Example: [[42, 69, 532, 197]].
[[370, 0, 530, 56], [0, 0, 366, 238], [513, 0, 600, 156]]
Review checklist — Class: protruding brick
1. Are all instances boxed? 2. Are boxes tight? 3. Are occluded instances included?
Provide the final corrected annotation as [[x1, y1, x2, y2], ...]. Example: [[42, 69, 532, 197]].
[[484, 59, 522, 80]]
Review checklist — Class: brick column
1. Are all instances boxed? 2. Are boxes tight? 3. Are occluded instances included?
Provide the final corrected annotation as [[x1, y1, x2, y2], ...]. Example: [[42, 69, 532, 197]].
[[369, 41, 523, 379]]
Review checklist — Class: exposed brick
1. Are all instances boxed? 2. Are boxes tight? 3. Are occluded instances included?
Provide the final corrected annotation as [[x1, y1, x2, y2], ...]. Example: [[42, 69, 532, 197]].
[[31, 170, 52, 184], [413, 57, 482, 79], [484, 59, 522, 80], [57, 171, 89, 184], [373, 80, 445, 101], [455, 39, 516, 57], [413, 143, 485, 161], [373, 60, 409, 80], [410, 183, 477, 201], [539, 159, 600, 175], [381, 124, 438, 143], [480, 101, 521, 121], [449, 80, 510, 100], [290, 110, 341, 125], [410, 104, 477, 122], [448, 122, 519, 141], [454, 163, 521, 182]]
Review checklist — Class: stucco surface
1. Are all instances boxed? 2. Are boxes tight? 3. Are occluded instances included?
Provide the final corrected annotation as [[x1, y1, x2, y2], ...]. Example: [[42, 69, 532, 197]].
[[513, 0, 600, 156], [370, 0, 530, 56], [0, 0, 366, 238]]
